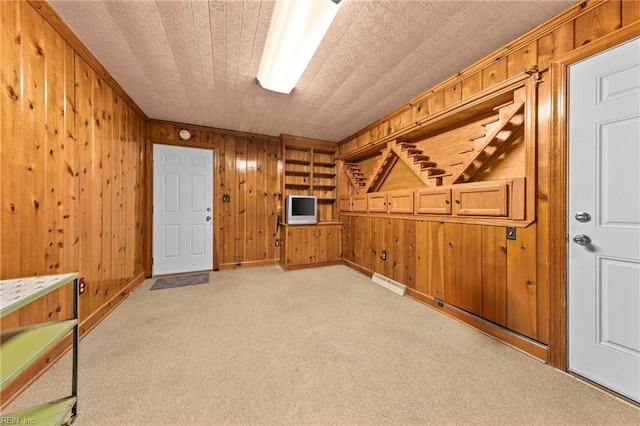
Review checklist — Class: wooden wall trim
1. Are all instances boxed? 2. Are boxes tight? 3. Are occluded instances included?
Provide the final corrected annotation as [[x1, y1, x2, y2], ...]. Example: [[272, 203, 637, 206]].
[[148, 119, 280, 143], [26, 0, 148, 120], [341, 260, 547, 360], [281, 134, 338, 149], [338, 0, 607, 146], [406, 288, 548, 361], [78, 271, 147, 335], [548, 21, 640, 370], [218, 259, 281, 270]]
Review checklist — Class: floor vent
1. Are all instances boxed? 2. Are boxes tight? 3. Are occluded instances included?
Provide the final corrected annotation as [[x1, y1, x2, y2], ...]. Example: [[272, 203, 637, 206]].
[[371, 273, 406, 296]]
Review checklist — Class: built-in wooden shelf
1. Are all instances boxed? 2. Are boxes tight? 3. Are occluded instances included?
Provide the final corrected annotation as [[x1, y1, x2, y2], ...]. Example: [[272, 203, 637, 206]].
[[282, 138, 338, 222]]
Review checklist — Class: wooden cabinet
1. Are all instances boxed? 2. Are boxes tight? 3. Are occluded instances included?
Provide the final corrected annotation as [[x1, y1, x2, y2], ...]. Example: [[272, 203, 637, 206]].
[[339, 196, 352, 212], [339, 194, 367, 213], [367, 193, 387, 212], [283, 138, 337, 222], [416, 188, 451, 214], [280, 223, 342, 270], [0, 273, 79, 425], [341, 178, 524, 223], [388, 190, 414, 213], [453, 182, 508, 217], [352, 195, 367, 212]]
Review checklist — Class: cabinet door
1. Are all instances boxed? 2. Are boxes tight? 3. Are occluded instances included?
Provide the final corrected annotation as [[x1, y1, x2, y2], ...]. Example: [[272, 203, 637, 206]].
[[453, 183, 508, 216], [388, 190, 414, 214], [315, 225, 342, 263], [339, 196, 352, 212], [416, 188, 451, 214], [286, 227, 312, 266], [368, 194, 387, 212], [352, 195, 367, 212]]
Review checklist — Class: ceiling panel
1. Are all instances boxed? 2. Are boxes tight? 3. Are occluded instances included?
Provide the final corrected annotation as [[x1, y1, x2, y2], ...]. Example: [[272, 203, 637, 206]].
[[49, 0, 575, 142]]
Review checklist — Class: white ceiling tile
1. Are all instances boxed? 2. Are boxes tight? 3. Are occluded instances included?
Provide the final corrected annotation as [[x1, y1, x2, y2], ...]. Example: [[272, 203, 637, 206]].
[[49, 0, 575, 141]]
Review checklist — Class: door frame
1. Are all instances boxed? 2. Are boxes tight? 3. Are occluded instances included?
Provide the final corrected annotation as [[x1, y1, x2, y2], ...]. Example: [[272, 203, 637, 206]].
[[549, 21, 640, 370], [145, 138, 218, 276]]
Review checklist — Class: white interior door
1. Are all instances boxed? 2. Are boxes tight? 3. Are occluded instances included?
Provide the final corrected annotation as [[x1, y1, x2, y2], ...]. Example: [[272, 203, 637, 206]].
[[153, 144, 213, 276], [568, 37, 640, 403]]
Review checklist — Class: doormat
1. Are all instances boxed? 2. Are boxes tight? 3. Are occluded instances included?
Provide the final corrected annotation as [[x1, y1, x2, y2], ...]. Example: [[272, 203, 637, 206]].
[[150, 273, 209, 291]]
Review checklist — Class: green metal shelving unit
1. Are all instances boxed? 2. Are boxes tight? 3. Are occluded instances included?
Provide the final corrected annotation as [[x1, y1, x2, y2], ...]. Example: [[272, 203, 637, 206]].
[[0, 273, 79, 425]]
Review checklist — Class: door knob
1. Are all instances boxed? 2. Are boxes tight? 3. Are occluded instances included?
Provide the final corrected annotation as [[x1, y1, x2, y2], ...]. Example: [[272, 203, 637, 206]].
[[206, 216, 212, 222], [573, 234, 591, 245]]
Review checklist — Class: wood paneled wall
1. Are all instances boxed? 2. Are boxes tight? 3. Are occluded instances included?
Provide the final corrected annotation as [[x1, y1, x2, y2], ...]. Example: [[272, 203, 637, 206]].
[[146, 121, 282, 270], [1, 0, 147, 406], [338, 0, 639, 365]]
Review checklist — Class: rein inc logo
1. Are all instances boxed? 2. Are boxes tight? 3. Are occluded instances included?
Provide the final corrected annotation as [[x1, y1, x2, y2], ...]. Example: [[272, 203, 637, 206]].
[[0, 418, 35, 425]]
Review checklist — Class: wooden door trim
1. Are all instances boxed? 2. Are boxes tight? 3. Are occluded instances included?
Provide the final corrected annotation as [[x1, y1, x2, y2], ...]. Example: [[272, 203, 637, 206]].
[[549, 22, 640, 370]]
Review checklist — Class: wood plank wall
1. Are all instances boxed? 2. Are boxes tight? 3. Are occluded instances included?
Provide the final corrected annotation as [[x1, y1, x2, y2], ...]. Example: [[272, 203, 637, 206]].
[[146, 121, 282, 270], [338, 0, 639, 364], [1, 0, 147, 406]]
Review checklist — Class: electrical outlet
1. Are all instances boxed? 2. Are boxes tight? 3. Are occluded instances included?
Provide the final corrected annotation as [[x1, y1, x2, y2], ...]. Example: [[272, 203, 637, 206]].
[[381, 250, 387, 261], [275, 239, 280, 246], [79, 277, 86, 295]]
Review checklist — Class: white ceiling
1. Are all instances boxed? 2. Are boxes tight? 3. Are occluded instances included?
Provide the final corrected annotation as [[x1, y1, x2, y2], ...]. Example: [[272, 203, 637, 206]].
[[50, 0, 575, 142]]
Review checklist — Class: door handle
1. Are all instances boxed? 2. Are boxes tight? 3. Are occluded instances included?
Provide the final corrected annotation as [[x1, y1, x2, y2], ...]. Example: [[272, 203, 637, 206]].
[[206, 216, 212, 222], [575, 212, 591, 223], [572, 234, 591, 245]]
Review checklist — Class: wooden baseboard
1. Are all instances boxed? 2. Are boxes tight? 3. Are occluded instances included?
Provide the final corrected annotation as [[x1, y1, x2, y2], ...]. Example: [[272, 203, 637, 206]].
[[218, 259, 280, 270], [341, 260, 374, 278], [281, 260, 343, 271], [339, 262, 547, 361], [405, 288, 548, 361], [79, 272, 147, 335], [1, 272, 147, 409]]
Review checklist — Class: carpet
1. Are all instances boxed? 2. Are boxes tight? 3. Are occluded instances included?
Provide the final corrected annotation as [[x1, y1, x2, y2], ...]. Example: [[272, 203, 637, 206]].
[[7, 265, 640, 425], [149, 273, 209, 290]]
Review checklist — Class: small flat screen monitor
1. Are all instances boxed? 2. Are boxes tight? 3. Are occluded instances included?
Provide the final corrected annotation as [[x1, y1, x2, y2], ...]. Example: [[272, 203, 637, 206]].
[[285, 195, 317, 225]]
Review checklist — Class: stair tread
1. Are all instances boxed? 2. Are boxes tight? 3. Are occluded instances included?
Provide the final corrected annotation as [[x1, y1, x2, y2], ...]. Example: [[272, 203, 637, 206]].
[[480, 116, 500, 126], [492, 100, 514, 111], [408, 153, 430, 160], [428, 172, 452, 178], [419, 162, 438, 169]]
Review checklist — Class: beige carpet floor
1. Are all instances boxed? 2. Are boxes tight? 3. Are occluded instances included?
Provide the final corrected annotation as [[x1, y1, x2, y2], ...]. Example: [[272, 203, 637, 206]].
[[4, 265, 640, 425]]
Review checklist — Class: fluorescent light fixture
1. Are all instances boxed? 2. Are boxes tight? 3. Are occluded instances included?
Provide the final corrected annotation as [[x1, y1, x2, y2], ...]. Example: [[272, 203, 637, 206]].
[[257, 0, 342, 94]]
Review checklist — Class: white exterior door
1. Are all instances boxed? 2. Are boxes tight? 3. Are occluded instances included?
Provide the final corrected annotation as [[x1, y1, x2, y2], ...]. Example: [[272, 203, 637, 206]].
[[153, 144, 213, 276], [568, 37, 640, 403]]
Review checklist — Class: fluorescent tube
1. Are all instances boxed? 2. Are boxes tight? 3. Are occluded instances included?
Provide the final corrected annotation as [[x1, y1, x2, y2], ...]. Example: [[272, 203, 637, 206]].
[[257, 0, 341, 94]]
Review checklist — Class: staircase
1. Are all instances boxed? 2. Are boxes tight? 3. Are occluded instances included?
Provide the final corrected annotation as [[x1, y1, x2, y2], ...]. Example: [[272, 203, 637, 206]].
[[343, 162, 368, 191], [363, 140, 448, 191], [452, 88, 527, 183], [394, 141, 449, 187]]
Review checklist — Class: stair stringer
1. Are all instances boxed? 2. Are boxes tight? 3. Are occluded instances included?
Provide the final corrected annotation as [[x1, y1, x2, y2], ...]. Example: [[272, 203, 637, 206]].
[[365, 144, 398, 192]]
